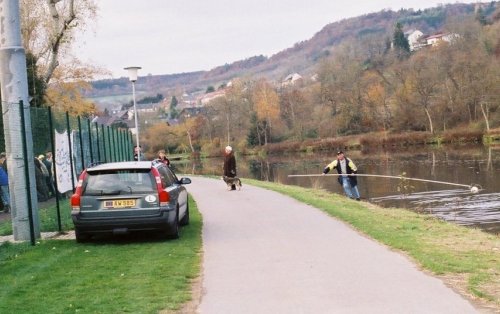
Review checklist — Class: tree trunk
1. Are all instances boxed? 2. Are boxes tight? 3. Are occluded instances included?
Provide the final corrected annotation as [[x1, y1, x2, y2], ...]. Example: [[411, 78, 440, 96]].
[[44, 0, 76, 83], [186, 130, 194, 153], [480, 102, 490, 132], [226, 112, 230, 145], [424, 106, 434, 134]]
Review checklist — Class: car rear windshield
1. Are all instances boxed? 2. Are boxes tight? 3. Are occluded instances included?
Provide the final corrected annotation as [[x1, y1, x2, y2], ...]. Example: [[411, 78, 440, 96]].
[[83, 169, 156, 196]]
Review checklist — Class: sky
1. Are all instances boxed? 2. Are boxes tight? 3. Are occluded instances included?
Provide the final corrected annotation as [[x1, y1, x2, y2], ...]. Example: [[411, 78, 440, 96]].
[[73, 0, 478, 78]]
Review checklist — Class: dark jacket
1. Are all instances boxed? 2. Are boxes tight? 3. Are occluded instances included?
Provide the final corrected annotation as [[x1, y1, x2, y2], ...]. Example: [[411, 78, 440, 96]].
[[0, 167, 8, 186], [323, 157, 358, 187], [223, 153, 237, 178], [42, 158, 53, 178], [157, 156, 170, 166]]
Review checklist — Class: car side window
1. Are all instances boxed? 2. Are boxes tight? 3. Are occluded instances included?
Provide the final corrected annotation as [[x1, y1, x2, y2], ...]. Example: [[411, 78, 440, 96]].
[[165, 167, 178, 184], [157, 166, 175, 187]]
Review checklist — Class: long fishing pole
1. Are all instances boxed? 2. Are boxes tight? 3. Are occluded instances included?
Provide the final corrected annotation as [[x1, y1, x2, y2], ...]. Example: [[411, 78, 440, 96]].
[[287, 174, 481, 193]]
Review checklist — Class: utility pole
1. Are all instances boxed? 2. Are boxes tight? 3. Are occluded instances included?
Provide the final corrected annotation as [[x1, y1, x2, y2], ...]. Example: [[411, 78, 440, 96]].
[[0, 0, 40, 241]]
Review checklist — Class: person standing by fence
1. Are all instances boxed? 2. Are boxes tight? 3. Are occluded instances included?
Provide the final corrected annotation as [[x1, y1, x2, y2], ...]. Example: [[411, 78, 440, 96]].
[[134, 146, 145, 161], [34, 157, 50, 202], [40, 153, 56, 198], [0, 153, 10, 213]]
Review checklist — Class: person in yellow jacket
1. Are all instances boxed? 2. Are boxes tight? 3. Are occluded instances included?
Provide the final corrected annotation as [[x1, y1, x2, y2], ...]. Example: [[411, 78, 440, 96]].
[[322, 150, 361, 200]]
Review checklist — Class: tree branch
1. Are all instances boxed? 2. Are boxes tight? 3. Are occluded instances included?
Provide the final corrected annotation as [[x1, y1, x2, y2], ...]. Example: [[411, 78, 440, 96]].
[[44, 0, 76, 83]]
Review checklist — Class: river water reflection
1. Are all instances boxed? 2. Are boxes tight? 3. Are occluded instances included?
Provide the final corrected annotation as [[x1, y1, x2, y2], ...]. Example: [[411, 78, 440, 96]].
[[175, 145, 500, 234]]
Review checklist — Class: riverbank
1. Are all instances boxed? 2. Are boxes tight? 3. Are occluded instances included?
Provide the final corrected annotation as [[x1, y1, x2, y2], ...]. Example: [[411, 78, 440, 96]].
[[257, 129, 500, 156]]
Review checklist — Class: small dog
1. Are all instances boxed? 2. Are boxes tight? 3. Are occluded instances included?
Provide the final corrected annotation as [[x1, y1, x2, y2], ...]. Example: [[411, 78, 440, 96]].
[[222, 176, 242, 191]]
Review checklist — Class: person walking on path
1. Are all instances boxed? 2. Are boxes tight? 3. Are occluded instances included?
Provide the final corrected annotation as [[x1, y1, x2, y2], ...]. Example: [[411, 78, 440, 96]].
[[0, 153, 10, 213], [156, 149, 170, 166], [223, 145, 237, 191], [323, 150, 361, 200]]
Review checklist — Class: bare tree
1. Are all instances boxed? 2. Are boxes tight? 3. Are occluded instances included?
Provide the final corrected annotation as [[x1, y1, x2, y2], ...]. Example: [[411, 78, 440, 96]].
[[20, 0, 97, 84]]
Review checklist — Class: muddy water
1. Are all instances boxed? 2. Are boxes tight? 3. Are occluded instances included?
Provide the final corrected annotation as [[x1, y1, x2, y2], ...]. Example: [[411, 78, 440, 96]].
[[175, 145, 500, 234]]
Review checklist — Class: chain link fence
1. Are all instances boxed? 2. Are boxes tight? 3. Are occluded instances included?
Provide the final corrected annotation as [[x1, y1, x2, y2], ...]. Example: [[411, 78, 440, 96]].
[[0, 103, 134, 237]]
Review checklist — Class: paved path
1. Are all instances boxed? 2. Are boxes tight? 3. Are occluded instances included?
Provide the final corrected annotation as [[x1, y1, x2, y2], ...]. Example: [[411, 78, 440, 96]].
[[188, 177, 477, 314]]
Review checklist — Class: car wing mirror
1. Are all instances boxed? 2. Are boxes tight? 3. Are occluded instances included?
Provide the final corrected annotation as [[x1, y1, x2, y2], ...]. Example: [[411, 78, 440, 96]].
[[179, 177, 191, 185]]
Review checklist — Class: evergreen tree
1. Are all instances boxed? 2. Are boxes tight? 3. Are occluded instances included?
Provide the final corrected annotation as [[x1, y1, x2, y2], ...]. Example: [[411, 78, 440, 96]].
[[247, 112, 260, 147], [475, 7, 488, 25], [169, 96, 179, 119], [26, 52, 46, 107], [170, 96, 178, 108], [206, 86, 215, 93], [393, 22, 410, 55]]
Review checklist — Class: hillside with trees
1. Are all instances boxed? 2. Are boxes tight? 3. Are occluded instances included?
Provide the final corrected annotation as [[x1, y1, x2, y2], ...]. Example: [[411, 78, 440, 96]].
[[87, 2, 500, 157], [88, 2, 492, 97]]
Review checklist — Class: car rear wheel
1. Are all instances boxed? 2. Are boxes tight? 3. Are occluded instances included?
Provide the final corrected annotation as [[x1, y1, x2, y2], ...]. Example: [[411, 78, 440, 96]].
[[166, 208, 179, 239], [75, 228, 90, 243], [179, 197, 190, 226]]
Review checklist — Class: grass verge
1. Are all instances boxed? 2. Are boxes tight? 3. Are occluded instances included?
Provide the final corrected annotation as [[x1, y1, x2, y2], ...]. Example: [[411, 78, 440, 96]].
[[0, 195, 202, 314], [0, 200, 73, 236], [245, 178, 500, 310]]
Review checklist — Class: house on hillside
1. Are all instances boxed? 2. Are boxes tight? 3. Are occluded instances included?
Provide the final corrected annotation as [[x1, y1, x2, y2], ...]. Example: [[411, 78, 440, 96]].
[[178, 107, 208, 123], [197, 89, 226, 106], [93, 110, 130, 127], [282, 73, 303, 87], [136, 102, 161, 113], [404, 29, 424, 51], [402, 30, 460, 51], [425, 32, 459, 47], [110, 104, 123, 115]]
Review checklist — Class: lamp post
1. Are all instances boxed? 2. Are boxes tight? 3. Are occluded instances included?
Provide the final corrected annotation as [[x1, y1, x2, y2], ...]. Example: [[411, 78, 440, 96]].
[[124, 66, 141, 160]]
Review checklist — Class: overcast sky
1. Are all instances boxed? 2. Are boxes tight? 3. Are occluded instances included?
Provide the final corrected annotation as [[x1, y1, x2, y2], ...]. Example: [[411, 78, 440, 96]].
[[74, 0, 477, 78]]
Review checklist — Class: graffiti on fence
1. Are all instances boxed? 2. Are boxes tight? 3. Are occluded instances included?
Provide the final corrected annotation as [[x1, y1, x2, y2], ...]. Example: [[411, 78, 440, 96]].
[[55, 131, 76, 193]]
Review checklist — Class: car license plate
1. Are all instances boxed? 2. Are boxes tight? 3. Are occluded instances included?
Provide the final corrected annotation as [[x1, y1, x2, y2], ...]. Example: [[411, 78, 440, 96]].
[[104, 199, 136, 209]]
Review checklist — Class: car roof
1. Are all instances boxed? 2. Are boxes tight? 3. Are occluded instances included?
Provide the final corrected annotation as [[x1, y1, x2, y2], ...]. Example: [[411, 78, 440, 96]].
[[86, 161, 154, 173]]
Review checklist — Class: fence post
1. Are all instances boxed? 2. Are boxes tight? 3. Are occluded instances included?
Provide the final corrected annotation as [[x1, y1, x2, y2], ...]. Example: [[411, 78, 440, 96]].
[[65, 112, 75, 192], [19, 101, 36, 245], [101, 124, 107, 163], [48, 107, 62, 232], [116, 129, 121, 161], [77, 116, 85, 172], [107, 126, 112, 162], [95, 122, 101, 162], [129, 131, 134, 160], [119, 130, 124, 161], [87, 118, 94, 164], [112, 127, 117, 162]]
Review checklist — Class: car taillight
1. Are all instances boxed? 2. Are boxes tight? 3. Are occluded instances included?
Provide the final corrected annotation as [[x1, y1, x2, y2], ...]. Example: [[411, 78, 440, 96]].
[[159, 190, 170, 206], [71, 171, 87, 214], [71, 194, 80, 207], [151, 168, 170, 206]]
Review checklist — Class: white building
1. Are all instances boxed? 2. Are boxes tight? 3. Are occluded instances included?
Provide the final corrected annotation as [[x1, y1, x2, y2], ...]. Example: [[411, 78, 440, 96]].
[[404, 29, 424, 51], [282, 73, 303, 87], [426, 32, 459, 47]]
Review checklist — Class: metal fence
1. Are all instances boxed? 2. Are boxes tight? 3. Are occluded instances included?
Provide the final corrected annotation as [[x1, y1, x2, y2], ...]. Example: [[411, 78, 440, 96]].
[[0, 103, 134, 238]]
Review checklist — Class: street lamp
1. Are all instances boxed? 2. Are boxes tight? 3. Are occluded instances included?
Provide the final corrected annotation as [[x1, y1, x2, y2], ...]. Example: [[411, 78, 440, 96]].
[[124, 66, 141, 160]]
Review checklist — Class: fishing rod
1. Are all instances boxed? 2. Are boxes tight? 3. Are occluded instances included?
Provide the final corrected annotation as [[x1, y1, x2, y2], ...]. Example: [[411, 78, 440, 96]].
[[287, 174, 482, 193]]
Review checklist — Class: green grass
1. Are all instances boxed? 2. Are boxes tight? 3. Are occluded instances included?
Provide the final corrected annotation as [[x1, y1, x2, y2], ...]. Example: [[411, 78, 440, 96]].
[[0, 200, 73, 236], [0, 196, 202, 314], [245, 179, 500, 309]]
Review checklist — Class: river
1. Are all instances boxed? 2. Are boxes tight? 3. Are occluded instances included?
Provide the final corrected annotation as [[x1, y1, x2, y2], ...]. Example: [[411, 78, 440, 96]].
[[174, 145, 500, 234]]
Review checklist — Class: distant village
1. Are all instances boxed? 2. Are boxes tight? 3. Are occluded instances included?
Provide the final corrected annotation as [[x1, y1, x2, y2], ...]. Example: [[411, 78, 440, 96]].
[[94, 28, 458, 136]]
